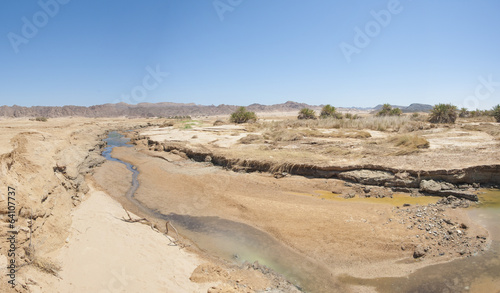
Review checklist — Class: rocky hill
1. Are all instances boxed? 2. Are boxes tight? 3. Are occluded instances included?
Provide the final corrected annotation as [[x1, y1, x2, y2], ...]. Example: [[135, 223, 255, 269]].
[[0, 101, 431, 118], [373, 103, 433, 113], [0, 101, 320, 118]]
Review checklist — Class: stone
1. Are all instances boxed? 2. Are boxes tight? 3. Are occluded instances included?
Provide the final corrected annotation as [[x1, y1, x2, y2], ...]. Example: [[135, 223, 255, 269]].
[[413, 245, 426, 258], [420, 180, 442, 193], [339, 170, 394, 186]]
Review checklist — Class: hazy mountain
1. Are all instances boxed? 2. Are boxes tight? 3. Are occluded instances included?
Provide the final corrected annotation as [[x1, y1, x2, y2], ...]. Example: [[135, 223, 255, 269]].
[[0, 101, 432, 118], [373, 103, 432, 113], [0, 101, 318, 118]]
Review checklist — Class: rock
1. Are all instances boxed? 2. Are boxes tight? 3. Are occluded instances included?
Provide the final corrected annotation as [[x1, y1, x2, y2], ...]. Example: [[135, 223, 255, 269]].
[[440, 182, 455, 190], [343, 192, 355, 199], [420, 180, 442, 193], [413, 245, 426, 258], [339, 170, 395, 186], [436, 191, 478, 201], [204, 155, 212, 163]]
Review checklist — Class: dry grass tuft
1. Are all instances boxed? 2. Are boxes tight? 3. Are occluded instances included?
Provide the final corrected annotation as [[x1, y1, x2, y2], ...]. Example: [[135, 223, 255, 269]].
[[263, 130, 303, 142], [239, 134, 262, 144], [462, 123, 500, 139], [388, 134, 429, 155], [299, 129, 371, 139], [23, 245, 62, 277]]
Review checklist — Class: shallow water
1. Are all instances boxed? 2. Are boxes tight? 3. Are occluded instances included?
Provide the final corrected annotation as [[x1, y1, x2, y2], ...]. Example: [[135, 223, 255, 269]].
[[342, 189, 500, 293], [103, 132, 343, 292]]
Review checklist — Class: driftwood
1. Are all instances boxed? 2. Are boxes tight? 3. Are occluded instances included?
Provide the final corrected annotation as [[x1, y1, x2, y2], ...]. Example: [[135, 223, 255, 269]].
[[122, 208, 184, 247]]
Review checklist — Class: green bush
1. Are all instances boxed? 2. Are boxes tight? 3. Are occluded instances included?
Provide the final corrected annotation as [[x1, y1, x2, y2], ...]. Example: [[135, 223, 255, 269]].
[[230, 107, 257, 124], [35, 117, 48, 122], [429, 104, 458, 123], [298, 108, 317, 120], [320, 104, 342, 119], [492, 104, 500, 122], [377, 104, 402, 116]]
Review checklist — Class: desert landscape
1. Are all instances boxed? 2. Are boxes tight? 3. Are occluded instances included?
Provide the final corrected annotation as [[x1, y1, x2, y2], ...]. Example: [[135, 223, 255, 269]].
[[1, 103, 499, 292]]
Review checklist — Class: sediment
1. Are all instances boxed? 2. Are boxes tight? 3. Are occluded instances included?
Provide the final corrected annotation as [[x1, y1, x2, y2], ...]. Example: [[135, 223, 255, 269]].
[[138, 137, 500, 201]]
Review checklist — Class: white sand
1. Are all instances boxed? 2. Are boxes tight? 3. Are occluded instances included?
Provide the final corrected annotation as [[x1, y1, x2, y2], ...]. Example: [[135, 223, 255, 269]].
[[54, 187, 214, 293]]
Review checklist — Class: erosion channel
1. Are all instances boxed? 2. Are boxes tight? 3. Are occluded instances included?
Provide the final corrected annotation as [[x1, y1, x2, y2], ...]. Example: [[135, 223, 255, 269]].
[[102, 131, 500, 293]]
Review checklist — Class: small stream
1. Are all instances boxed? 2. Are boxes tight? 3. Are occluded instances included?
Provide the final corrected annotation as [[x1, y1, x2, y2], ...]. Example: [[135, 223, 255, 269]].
[[103, 132, 500, 293], [103, 132, 342, 292]]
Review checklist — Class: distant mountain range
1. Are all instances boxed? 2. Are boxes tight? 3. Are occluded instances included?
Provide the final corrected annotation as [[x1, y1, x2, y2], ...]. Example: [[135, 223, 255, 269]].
[[373, 103, 433, 113], [0, 101, 432, 118]]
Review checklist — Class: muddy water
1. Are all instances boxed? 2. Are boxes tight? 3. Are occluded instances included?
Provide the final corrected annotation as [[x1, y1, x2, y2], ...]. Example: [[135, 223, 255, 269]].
[[103, 132, 343, 292], [104, 132, 500, 292], [341, 189, 500, 293]]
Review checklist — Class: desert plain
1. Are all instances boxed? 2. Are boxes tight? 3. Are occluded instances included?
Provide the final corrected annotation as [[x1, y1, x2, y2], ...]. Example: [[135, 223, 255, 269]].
[[0, 110, 499, 293]]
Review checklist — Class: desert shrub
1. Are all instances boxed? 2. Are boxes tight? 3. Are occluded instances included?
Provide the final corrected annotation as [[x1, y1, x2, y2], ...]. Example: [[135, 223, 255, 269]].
[[459, 108, 470, 118], [320, 104, 342, 119], [230, 107, 257, 124], [344, 113, 360, 120], [213, 119, 225, 126], [429, 104, 458, 123], [35, 117, 48, 122], [239, 134, 262, 144], [377, 104, 402, 117], [492, 105, 500, 122], [160, 120, 174, 127], [298, 108, 317, 120]]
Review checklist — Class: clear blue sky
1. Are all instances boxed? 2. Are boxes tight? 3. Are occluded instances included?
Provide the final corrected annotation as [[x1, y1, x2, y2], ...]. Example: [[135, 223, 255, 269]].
[[1, 0, 499, 109]]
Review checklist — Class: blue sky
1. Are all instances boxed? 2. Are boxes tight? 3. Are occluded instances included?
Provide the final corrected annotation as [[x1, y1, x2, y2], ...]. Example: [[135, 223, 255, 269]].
[[1, 0, 499, 109]]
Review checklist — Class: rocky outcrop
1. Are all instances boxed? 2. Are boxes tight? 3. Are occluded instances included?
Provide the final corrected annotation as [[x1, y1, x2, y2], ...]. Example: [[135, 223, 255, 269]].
[[141, 139, 500, 201]]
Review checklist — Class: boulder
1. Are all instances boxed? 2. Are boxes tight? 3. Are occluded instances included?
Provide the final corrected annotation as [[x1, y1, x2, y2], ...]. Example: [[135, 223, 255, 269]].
[[420, 180, 442, 193], [413, 245, 426, 258], [339, 170, 394, 186]]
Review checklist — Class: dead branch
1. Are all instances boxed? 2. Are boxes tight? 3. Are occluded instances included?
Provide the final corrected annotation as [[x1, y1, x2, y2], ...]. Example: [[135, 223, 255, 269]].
[[122, 209, 151, 224]]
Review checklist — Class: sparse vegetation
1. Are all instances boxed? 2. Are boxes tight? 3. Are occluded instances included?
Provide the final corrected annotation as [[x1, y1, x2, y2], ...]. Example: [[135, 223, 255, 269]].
[[388, 134, 430, 155], [230, 107, 257, 124], [213, 119, 225, 126], [298, 108, 317, 120], [320, 105, 342, 119], [493, 104, 500, 122], [377, 104, 402, 117], [239, 134, 262, 144], [459, 108, 469, 118], [344, 113, 360, 120], [429, 104, 457, 124], [35, 117, 48, 122], [256, 115, 425, 133]]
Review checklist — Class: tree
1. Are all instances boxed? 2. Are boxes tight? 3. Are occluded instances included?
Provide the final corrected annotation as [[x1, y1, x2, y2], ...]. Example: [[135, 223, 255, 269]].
[[492, 104, 500, 122], [429, 104, 458, 123], [377, 104, 401, 116], [230, 107, 257, 124], [320, 104, 342, 119], [298, 108, 317, 120]]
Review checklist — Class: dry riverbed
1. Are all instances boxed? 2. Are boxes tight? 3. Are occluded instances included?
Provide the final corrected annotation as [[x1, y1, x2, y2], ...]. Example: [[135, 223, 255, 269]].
[[0, 116, 498, 293]]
